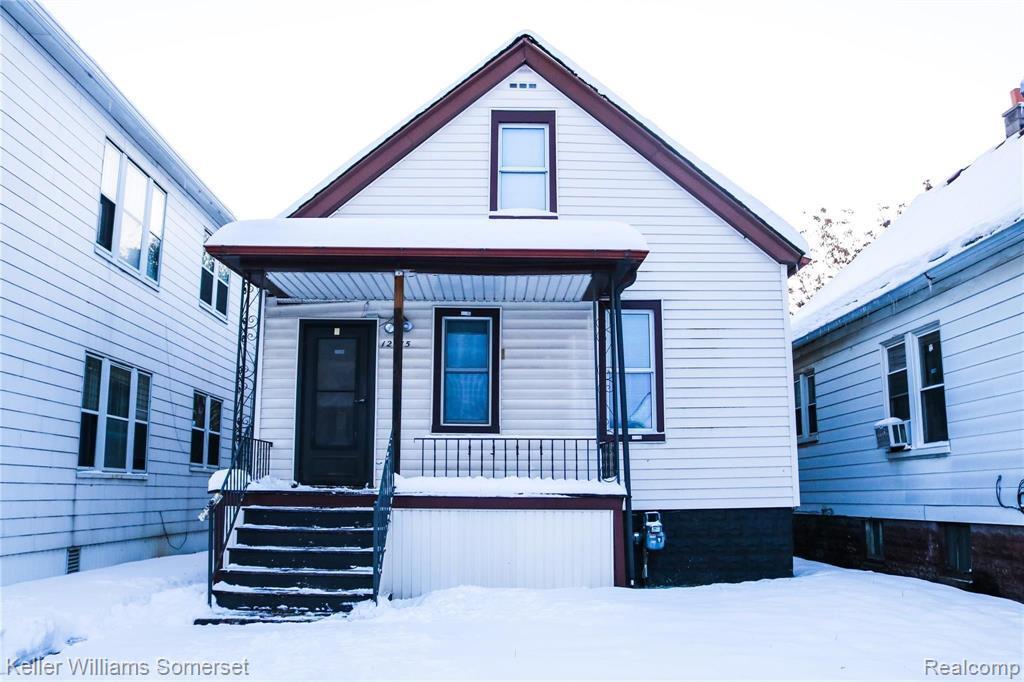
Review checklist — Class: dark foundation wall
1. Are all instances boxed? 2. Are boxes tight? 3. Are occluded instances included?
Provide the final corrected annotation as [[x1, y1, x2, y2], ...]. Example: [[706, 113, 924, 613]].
[[794, 514, 1024, 603], [637, 507, 793, 587]]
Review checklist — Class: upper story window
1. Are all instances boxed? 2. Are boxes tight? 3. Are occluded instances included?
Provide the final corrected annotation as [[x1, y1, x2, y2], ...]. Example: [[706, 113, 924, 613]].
[[599, 301, 665, 442], [490, 110, 557, 213], [432, 308, 500, 433], [78, 353, 151, 472], [882, 327, 949, 447], [97, 140, 166, 282], [200, 246, 230, 317], [795, 369, 818, 442]]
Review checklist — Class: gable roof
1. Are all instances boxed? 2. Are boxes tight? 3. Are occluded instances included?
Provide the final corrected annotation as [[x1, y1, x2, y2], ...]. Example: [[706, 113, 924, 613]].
[[2, 0, 234, 226], [792, 130, 1024, 345], [284, 32, 808, 270]]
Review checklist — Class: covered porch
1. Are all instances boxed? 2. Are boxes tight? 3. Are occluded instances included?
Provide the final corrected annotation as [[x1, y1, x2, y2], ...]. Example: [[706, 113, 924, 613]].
[[202, 217, 649, 609]]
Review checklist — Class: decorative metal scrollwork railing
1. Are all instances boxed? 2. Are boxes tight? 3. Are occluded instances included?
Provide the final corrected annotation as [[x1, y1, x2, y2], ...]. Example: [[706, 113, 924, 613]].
[[372, 434, 396, 602]]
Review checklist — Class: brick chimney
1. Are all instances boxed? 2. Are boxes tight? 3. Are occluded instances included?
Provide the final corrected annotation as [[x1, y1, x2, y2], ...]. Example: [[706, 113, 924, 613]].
[[1004, 86, 1024, 137]]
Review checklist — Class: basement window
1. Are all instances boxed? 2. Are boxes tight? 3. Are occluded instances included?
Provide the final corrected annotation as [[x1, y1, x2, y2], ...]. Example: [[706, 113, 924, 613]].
[[943, 523, 972, 576], [865, 519, 884, 560]]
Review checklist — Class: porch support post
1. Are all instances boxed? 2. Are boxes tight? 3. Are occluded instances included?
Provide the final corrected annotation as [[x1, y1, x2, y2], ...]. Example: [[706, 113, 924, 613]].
[[392, 270, 404, 474], [611, 281, 637, 586]]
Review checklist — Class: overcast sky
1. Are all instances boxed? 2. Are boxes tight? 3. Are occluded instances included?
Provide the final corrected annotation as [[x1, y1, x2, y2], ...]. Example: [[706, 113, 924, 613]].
[[43, 0, 1022, 232]]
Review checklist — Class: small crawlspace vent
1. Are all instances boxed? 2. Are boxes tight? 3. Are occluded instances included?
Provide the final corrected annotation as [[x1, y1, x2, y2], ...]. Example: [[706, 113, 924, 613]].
[[66, 546, 81, 574]]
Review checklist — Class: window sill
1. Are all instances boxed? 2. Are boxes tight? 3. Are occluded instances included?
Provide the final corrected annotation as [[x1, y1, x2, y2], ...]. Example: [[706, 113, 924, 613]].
[[77, 468, 148, 481], [198, 301, 229, 323], [93, 245, 160, 292], [886, 442, 951, 460], [190, 464, 221, 474], [797, 435, 820, 446], [488, 209, 558, 220]]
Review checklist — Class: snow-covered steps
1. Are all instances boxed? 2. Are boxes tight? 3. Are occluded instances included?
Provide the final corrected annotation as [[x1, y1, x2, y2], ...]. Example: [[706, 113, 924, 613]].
[[220, 566, 373, 591], [194, 610, 331, 626], [212, 583, 373, 613], [227, 545, 373, 570], [243, 506, 374, 529], [236, 524, 373, 548]]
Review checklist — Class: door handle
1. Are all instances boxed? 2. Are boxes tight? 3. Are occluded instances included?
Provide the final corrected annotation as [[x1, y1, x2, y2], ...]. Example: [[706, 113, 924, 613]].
[[354, 397, 367, 404]]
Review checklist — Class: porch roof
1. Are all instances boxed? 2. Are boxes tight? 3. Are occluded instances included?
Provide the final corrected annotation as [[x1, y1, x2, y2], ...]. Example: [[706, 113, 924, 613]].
[[206, 217, 649, 301]]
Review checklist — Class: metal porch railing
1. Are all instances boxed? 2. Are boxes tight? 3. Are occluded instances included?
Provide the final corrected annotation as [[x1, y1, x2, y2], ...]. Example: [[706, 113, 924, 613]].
[[372, 433, 396, 601], [411, 436, 619, 482]]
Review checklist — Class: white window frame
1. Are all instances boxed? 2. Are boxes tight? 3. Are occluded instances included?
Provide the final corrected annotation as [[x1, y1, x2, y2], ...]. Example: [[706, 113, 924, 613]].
[[78, 353, 151, 473], [199, 240, 231, 319], [96, 139, 167, 284], [190, 391, 224, 468], [496, 123, 550, 211], [794, 369, 818, 444], [880, 324, 951, 455], [439, 314, 495, 428]]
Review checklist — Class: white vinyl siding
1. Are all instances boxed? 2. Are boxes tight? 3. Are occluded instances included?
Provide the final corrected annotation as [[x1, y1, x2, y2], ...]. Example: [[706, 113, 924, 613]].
[[794, 237, 1024, 526], [325, 65, 797, 510], [0, 13, 237, 583]]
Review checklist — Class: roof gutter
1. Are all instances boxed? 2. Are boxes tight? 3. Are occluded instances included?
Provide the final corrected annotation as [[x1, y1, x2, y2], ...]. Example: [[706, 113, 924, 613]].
[[793, 219, 1024, 349], [2, 0, 235, 226]]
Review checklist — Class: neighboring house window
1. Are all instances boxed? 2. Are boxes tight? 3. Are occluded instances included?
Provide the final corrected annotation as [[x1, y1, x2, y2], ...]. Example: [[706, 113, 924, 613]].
[[865, 519, 884, 560], [599, 301, 665, 441], [794, 370, 818, 441], [882, 327, 949, 447], [78, 353, 151, 472], [943, 523, 971, 575], [432, 308, 500, 433], [96, 140, 166, 282], [190, 392, 223, 467], [200, 248, 230, 316], [489, 110, 557, 212]]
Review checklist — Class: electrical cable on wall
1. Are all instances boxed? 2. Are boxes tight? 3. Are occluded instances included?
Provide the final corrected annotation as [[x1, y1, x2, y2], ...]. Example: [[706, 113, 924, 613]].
[[995, 475, 1024, 514]]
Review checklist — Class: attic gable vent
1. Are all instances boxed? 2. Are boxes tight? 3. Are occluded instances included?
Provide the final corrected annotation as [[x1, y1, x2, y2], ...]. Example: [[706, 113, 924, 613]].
[[66, 546, 81, 574], [508, 81, 537, 89]]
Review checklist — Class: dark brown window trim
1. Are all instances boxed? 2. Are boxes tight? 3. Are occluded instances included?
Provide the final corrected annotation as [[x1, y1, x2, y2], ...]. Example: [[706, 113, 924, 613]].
[[598, 299, 666, 442], [488, 214, 559, 220], [432, 307, 501, 434], [489, 110, 557, 213]]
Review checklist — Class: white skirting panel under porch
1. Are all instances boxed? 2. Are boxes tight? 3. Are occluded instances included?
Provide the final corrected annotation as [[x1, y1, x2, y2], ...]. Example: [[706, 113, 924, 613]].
[[381, 508, 615, 599]]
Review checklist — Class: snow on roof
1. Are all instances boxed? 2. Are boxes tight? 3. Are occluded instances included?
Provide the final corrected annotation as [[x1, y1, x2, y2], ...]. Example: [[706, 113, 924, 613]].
[[792, 131, 1024, 341], [207, 217, 648, 253], [279, 31, 808, 256]]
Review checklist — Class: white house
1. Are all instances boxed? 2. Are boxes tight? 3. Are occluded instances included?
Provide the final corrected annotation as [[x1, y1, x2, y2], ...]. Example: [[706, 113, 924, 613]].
[[199, 32, 809, 620], [0, 0, 238, 584], [791, 93, 1024, 602]]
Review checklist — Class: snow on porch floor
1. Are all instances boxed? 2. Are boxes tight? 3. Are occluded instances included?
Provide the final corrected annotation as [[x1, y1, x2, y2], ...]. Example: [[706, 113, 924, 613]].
[[2, 552, 1021, 680]]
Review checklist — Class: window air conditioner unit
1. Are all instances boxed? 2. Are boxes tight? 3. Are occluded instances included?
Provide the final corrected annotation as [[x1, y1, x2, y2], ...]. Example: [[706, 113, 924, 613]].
[[875, 418, 910, 451]]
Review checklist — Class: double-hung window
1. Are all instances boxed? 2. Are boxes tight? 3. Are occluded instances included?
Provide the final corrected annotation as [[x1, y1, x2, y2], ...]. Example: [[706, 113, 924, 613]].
[[432, 308, 500, 433], [601, 301, 665, 441], [882, 327, 949, 449], [794, 369, 818, 442], [78, 353, 151, 472], [200, 247, 230, 317], [490, 110, 556, 212], [190, 392, 223, 467], [96, 140, 167, 282]]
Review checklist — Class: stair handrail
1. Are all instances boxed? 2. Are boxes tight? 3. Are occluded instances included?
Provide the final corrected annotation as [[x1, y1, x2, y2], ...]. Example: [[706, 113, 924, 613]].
[[372, 433, 396, 602]]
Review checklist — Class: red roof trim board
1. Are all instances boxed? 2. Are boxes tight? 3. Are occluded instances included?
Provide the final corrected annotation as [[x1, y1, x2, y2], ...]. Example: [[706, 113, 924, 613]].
[[289, 35, 805, 272]]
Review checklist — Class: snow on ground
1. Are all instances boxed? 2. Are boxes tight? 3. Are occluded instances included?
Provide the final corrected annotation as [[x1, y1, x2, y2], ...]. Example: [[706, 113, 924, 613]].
[[2, 553, 1021, 680]]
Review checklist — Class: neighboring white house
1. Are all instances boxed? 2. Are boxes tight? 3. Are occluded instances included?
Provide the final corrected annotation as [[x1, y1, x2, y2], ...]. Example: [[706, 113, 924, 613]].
[[198, 32, 809, 618], [791, 94, 1024, 602], [0, 1, 237, 584]]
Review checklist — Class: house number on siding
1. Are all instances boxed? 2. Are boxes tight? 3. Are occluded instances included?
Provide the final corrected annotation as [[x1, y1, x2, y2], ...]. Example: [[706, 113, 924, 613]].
[[380, 340, 411, 348]]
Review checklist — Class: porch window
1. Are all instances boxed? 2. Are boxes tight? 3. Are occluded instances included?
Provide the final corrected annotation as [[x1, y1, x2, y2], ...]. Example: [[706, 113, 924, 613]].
[[95, 140, 166, 282], [77, 353, 151, 472], [794, 369, 818, 442], [200, 246, 230, 317], [490, 110, 557, 213], [600, 300, 665, 441], [882, 326, 949, 449], [190, 392, 223, 467], [432, 308, 500, 433]]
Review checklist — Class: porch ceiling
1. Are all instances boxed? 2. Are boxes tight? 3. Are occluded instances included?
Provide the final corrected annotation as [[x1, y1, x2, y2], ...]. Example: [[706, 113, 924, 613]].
[[268, 272, 593, 302]]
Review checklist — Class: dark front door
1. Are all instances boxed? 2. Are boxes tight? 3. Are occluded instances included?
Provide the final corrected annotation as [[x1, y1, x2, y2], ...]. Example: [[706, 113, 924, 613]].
[[297, 321, 375, 486]]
